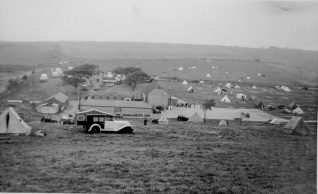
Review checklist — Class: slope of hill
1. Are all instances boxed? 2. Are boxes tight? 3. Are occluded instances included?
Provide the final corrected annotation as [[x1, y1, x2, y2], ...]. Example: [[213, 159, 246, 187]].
[[0, 41, 317, 86]]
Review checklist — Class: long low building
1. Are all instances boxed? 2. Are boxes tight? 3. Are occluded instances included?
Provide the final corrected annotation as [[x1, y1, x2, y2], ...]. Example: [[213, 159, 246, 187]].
[[79, 99, 152, 116]]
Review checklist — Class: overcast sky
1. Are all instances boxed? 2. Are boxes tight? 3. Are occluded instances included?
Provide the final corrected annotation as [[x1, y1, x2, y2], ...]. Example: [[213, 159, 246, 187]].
[[0, 0, 317, 50]]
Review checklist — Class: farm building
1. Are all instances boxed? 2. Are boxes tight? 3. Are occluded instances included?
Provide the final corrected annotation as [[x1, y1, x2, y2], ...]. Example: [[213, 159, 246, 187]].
[[146, 88, 170, 108], [37, 92, 69, 114], [79, 99, 152, 116]]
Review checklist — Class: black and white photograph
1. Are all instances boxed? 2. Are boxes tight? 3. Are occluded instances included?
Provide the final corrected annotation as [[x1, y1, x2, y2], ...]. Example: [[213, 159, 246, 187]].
[[0, 0, 317, 193]]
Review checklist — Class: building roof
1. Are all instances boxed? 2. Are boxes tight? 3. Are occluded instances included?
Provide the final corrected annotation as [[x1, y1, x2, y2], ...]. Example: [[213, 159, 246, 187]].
[[45, 92, 69, 104], [76, 109, 114, 116], [89, 90, 144, 99], [80, 99, 152, 109], [135, 83, 163, 96]]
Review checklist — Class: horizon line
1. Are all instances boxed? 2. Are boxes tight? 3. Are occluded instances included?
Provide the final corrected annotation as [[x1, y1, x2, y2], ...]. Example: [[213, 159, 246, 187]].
[[0, 40, 316, 52]]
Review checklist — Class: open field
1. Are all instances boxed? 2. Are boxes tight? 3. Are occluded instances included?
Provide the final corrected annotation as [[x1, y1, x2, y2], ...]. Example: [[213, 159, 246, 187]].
[[0, 41, 317, 193], [0, 41, 317, 86], [0, 119, 316, 193]]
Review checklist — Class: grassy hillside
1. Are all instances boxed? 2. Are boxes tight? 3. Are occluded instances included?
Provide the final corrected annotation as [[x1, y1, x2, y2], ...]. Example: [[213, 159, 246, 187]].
[[0, 41, 317, 86]]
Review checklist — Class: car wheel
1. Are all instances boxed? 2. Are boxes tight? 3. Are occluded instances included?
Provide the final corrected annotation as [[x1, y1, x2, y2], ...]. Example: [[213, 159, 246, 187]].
[[91, 125, 100, 133]]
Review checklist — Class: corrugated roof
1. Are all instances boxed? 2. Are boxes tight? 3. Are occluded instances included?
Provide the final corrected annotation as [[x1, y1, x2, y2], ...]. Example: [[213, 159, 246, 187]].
[[45, 92, 69, 104], [80, 99, 152, 109], [89, 90, 144, 99]]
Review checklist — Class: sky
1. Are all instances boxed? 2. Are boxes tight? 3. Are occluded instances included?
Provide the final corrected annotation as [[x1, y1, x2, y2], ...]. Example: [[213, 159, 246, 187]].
[[0, 0, 318, 50]]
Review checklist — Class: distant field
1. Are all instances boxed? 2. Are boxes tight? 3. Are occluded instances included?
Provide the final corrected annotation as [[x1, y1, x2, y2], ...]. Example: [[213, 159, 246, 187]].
[[0, 41, 317, 86]]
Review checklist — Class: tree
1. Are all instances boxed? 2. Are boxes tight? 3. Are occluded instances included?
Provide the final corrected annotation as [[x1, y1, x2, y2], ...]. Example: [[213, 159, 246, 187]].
[[126, 70, 150, 90], [201, 99, 216, 122], [64, 64, 97, 78], [61, 76, 85, 91], [113, 67, 141, 75]]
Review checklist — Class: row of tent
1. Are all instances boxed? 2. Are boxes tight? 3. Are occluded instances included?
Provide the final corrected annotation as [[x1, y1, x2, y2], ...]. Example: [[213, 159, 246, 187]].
[[0, 107, 310, 136]]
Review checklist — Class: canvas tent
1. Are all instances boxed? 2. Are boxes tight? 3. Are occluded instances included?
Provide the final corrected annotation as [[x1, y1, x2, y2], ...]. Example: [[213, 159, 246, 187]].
[[182, 80, 188, 85], [188, 112, 203, 122], [292, 107, 305, 115], [219, 119, 229, 126], [178, 67, 184, 71], [225, 83, 232, 88], [269, 119, 281, 125], [187, 87, 194, 93], [40, 74, 48, 82], [281, 86, 291, 92], [288, 102, 298, 109], [199, 80, 204, 85], [206, 73, 211, 78], [252, 85, 257, 89], [158, 116, 169, 125], [0, 108, 31, 134], [220, 95, 231, 103], [284, 117, 309, 135], [236, 93, 247, 100], [234, 85, 240, 89]]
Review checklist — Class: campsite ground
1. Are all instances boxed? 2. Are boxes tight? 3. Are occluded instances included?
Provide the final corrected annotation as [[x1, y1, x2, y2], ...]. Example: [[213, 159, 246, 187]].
[[0, 42, 317, 193], [0, 119, 316, 193]]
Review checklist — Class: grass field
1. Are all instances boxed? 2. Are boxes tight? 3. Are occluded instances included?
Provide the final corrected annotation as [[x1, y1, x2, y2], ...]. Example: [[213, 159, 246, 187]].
[[0, 41, 317, 86], [0, 41, 317, 193], [0, 119, 316, 193]]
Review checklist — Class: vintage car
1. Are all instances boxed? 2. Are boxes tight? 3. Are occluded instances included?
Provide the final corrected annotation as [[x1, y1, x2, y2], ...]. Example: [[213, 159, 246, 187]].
[[75, 109, 133, 133], [41, 116, 58, 123]]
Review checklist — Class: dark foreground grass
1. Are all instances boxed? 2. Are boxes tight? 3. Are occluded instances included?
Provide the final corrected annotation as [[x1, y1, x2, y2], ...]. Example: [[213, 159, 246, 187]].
[[0, 120, 316, 193]]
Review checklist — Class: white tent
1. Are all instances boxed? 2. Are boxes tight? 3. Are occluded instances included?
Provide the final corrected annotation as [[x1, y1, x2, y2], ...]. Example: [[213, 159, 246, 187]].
[[219, 119, 229, 126], [252, 85, 257, 89], [182, 80, 188, 85], [225, 83, 232, 88], [52, 71, 59, 78], [187, 87, 194, 93], [257, 73, 262, 77], [68, 66, 73, 70], [234, 85, 240, 89], [270, 119, 281, 125], [178, 67, 184, 71], [0, 108, 31, 134], [40, 74, 48, 81], [236, 93, 247, 100], [284, 116, 309, 135], [158, 117, 169, 125], [225, 71, 229, 74], [206, 73, 211, 78], [199, 80, 204, 85], [246, 76, 251, 80], [281, 86, 291, 92], [188, 112, 203, 122], [292, 107, 305, 115], [220, 95, 231, 103], [214, 87, 221, 93]]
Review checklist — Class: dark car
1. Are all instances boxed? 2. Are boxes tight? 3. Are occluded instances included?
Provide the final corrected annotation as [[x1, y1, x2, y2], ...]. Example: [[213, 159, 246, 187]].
[[41, 116, 58, 123], [177, 115, 189, 121]]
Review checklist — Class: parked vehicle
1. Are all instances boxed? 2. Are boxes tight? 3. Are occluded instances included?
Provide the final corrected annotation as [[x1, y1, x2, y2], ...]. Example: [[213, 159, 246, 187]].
[[177, 115, 189, 121], [41, 116, 58, 123], [76, 109, 133, 133], [60, 114, 74, 125]]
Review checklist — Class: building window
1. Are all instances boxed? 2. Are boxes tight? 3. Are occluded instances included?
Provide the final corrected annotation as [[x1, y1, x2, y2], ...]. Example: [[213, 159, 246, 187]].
[[98, 117, 105, 122], [93, 117, 99, 122]]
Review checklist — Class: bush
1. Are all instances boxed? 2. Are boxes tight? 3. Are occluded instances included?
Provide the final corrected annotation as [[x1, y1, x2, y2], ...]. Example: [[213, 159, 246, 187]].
[[7, 78, 20, 91], [22, 75, 28, 80]]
